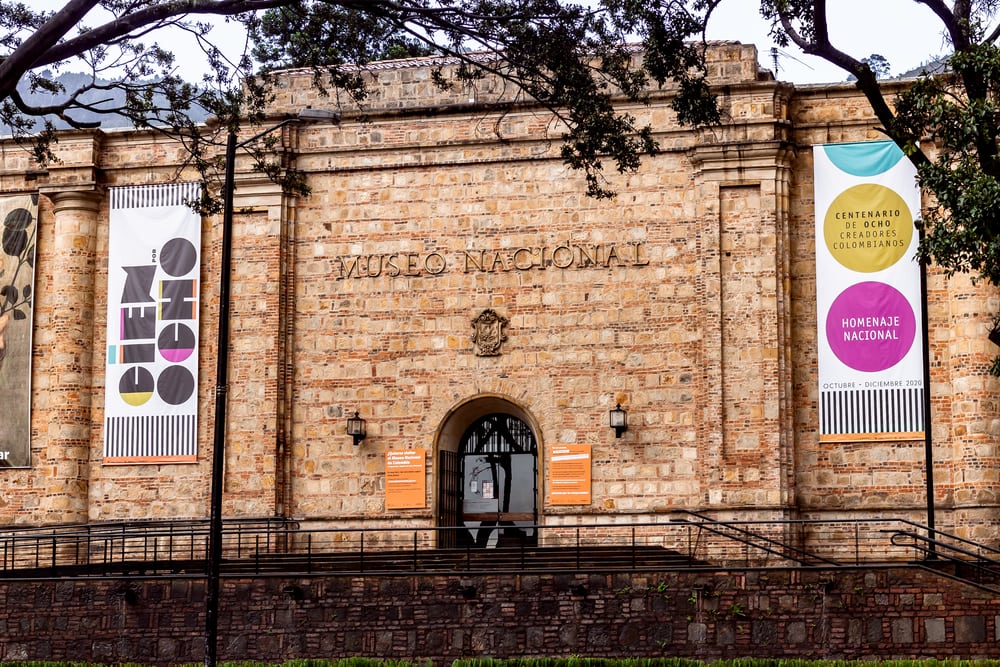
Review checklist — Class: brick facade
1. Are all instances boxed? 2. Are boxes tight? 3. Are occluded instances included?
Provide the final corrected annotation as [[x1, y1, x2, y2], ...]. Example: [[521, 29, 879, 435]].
[[0, 43, 997, 549], [2, 568, 1000, 664]]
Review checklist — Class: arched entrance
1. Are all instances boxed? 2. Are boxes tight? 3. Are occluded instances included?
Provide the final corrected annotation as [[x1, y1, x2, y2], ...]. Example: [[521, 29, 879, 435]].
[[436, 398, 540, 548]]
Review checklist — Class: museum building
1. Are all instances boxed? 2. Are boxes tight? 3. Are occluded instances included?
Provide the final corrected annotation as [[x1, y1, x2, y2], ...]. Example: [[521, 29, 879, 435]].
[[1, 42, 998, 553]]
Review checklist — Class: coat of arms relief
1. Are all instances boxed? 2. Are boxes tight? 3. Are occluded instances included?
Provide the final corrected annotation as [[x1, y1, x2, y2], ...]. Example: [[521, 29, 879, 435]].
[[471, 309, 508, 356]]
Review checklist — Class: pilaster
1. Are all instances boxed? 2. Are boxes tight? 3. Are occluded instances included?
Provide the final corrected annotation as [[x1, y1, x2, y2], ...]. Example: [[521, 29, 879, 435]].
[[689, 138, 797, 516], [36, 185, 103, 524]]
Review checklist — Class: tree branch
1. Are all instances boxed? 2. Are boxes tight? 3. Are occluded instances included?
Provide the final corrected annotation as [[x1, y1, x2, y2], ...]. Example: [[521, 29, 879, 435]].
[[31, 0, 286, 70], [0, 0, 100, 96], [915, 0, 967, 47], [777, 1, 931, 168]]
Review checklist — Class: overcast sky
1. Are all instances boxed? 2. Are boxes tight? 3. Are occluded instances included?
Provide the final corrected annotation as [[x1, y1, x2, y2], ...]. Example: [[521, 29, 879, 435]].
[[705, 0, 949, 83], [172, 1, 952, 84], [35, 1, 951, 85]]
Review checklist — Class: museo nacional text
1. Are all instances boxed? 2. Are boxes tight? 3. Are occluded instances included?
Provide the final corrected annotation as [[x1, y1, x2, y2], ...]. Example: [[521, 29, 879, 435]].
[[336, 240, 650, 280]]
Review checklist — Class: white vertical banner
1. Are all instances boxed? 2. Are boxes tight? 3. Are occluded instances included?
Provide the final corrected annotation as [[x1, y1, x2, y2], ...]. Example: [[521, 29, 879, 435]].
[[105, 183, 201, 462], [814, 142, 924, 440]]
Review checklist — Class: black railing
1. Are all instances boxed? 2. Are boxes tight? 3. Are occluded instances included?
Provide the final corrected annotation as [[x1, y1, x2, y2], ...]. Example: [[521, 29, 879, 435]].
[[887, 524, 1000, 592], [0, 514, 973, 579], [0, 517, 294, 577], [673, 511, 842, 567]]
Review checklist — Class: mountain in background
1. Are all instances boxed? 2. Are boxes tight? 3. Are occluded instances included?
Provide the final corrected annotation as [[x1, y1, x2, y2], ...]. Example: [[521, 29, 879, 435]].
[[18, 59, 949, 131], [16, 70, 210, 131]]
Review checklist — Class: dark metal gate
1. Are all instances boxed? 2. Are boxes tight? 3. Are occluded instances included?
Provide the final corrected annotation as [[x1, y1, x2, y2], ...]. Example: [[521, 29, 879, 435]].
[[437, 449, 460, 547], [458, 414, 538, 548]]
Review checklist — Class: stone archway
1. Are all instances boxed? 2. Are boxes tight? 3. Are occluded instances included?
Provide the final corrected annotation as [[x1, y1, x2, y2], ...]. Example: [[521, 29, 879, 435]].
[[434, 395, 541, 548]]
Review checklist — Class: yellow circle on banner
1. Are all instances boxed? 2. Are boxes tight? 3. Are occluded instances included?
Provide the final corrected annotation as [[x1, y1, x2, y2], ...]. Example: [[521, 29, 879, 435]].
[[823, 184, 913, 272]]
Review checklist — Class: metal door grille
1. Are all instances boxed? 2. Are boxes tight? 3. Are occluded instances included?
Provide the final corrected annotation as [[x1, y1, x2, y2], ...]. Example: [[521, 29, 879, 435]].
[[437, 449, 460, 548]]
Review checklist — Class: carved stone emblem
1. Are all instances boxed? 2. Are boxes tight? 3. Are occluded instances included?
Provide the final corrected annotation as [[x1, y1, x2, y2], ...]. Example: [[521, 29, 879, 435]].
[[471, 309, 508, 356]]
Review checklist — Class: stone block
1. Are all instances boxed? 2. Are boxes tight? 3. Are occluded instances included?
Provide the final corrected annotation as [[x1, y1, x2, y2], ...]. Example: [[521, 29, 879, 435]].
[[891, 618, 914, 644], [867, 618, 884, 643], [956, 616, 986, 643], [924, 618, 946, 644], [787, 621, 807, 643], [753, 620, 777, 646]]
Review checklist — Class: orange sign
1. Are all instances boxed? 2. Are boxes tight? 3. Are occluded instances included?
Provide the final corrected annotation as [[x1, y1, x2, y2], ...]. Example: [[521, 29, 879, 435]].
[[548, 443, 591, 505], [385, 449, 426, 510]]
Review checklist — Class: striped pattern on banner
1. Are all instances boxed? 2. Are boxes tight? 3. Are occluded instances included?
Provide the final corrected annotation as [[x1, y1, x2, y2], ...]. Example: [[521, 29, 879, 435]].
[[104, 416, 197, 461], [110, 182, 200, 210], [820, 388, 924, 436]]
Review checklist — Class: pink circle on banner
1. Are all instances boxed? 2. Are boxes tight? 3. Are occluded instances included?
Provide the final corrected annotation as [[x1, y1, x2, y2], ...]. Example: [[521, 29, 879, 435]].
[[826, 281, 916, 372]]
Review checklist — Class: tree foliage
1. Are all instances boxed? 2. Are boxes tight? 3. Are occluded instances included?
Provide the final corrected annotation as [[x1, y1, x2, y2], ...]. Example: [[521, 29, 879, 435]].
[[0, 0, 723, 206], [757, 1, 1000, 278], [10, 2, 1000, 363], [861, 54, 892, 80]]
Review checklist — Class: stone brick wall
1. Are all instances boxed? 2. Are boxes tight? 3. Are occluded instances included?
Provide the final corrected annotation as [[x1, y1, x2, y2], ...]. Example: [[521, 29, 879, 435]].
[[0, 42, 997, 553], [281, 44, 806, 527], [1, 567, 999, 664]]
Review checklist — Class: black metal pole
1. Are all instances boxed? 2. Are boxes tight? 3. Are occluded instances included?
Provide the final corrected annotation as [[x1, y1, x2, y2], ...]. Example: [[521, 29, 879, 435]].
[[205, 129, 237, 667], [919, 253, 937, 558], [203, 112, 337, 667]]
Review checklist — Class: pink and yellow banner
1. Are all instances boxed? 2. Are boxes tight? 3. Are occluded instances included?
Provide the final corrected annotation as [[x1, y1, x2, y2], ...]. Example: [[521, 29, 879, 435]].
[[814, 142, 924, 441]]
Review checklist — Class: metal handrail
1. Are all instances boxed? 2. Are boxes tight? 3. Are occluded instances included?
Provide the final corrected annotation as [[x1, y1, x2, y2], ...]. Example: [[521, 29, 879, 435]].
[[1, 514, 994, 580], [675, 511, 842, 567], [891, 530, 1000, 594], [0, 517, 297, 576], [889, 529, 1000, 587], [886, 519, 1000, 560]]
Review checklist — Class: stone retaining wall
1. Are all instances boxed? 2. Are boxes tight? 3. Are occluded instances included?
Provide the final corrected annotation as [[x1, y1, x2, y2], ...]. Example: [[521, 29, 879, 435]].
[[1, 567, 998, 664]]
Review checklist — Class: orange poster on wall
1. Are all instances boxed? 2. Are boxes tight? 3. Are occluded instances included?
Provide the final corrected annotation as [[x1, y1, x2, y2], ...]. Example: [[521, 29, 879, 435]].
[[548, 443, 591, 505], [385, 449, 426, 510]]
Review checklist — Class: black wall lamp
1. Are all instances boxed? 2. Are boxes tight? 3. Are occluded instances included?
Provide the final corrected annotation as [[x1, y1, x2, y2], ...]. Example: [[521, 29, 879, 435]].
[[347, 411, 367, 446], [609, 404, 628, 438]]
